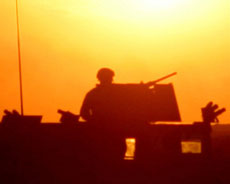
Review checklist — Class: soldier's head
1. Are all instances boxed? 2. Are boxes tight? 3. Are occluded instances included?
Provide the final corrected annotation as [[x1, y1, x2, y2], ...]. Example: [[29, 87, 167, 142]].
[[97, 68, 115, 85]]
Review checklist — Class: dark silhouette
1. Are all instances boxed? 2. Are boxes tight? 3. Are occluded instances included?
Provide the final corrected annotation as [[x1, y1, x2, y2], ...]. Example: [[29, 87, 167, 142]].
[[0, 68, 228, 184], [80, 68, 180, 130], [3, 109, 20, 116], [58, 109, 79, 124], [79, 68, 183, 182], [80, 68, 126, 177], [200, 102, 226, 159], [0, 102, 227, 184], [202, 101, 226, 123], [80, 68, 115, 123], [1, 109, 42, 127]]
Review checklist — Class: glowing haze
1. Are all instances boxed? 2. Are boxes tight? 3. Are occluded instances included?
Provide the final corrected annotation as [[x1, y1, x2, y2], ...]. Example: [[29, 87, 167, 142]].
[[0, 0, 229, 122]]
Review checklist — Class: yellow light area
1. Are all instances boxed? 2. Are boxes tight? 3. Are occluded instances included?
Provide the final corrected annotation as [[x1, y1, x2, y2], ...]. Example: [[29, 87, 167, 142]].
[[154, 121, 193, 125], [181, 140, 202, 154], [125, 0, 187, 14], [124, 138, 136, 160], [66, 0, 195, 19]]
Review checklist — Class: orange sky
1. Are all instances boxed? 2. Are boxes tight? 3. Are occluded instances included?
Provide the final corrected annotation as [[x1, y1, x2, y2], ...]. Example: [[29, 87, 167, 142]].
[[0, 0, 229, 123]]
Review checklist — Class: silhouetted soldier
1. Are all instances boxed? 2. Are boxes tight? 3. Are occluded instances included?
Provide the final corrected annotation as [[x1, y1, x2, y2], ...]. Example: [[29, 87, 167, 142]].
[[80, 68, 118, 127], [80, 68, 125, 178]]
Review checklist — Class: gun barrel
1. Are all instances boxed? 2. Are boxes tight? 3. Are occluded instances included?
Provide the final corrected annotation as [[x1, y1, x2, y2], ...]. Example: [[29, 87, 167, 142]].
[[147, 72, 177, 86], [57, 109, 65, 114]]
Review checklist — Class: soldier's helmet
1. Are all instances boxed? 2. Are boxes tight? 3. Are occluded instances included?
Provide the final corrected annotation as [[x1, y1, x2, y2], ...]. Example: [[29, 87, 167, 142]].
[[97, 68, 115, 84]]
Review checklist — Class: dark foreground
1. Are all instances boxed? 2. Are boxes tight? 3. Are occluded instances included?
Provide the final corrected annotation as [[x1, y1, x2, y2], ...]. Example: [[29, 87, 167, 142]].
[[0, 122, 229, 184]]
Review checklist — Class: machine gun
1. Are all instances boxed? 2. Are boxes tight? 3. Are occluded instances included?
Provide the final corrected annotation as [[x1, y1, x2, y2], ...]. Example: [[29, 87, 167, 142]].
[[57, 109, 79, 124], [96, 72, 180, 124], [145, 72, 177, 87]]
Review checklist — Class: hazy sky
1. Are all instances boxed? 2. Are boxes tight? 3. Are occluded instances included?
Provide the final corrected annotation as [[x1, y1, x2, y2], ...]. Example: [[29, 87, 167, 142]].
[[0, 0, 229, 123]]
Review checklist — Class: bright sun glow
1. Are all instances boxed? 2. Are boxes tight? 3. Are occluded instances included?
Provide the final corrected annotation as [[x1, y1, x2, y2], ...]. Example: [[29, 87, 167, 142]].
[[65, 0, 193, 22], [130, 0, 185, 12]]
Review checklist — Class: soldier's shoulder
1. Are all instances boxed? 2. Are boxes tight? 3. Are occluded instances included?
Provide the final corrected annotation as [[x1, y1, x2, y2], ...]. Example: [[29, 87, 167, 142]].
[[86, 86, 100, 96]]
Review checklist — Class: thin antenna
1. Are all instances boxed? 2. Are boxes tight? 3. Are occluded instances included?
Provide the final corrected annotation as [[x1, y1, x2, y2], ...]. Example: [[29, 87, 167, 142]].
[[16, 0, 24, 115]]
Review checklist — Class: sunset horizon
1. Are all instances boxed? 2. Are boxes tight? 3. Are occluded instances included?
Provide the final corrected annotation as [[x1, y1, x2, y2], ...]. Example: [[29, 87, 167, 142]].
[[0, 0, 229, 123]]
